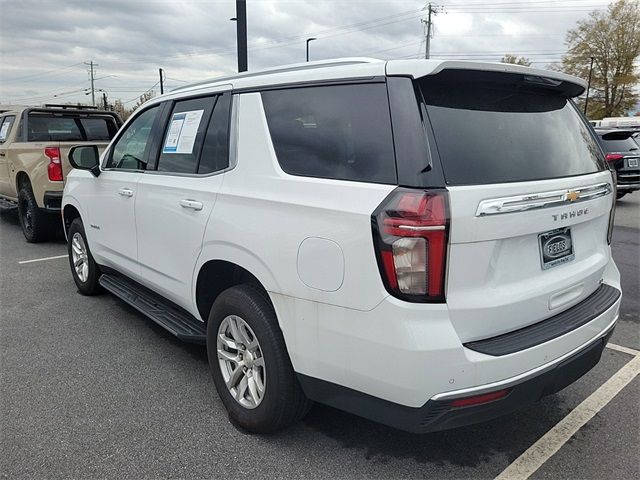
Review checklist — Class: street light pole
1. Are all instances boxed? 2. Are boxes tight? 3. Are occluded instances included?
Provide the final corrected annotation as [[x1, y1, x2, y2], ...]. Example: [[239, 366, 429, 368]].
[[235, 0, 248, 72], [584, 56, 595, 116], [306, 37, 316, 62]]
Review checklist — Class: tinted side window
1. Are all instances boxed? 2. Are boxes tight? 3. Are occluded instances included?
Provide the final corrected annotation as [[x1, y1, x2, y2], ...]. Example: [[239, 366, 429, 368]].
[[157, 96, 216, 174], [107, 106, 160, 170], [261, 84, 397, 184], [199, 93, 231, 174], [0, 116, 15, 143]]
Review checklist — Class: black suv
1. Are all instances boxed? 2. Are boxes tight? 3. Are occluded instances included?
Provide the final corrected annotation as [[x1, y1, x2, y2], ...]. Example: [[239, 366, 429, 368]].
[[594, 128, 640, 199]]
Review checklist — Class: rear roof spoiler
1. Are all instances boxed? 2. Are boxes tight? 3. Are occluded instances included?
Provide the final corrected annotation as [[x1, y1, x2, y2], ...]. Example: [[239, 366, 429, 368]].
[[385, 59, 587, 97]]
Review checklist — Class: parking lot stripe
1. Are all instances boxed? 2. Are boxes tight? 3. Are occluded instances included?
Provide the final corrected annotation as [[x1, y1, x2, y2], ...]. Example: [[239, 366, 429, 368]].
[[18, 254, 68, 264], [606, 343, 640, 356], [495, 353, 640, 480]]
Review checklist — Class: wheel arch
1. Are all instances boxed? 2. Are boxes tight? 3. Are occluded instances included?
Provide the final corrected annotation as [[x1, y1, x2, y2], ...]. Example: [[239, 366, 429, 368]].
[[15, 171, 30, 191], [61, 196, 85, 240], [194, 258, 275, 325]]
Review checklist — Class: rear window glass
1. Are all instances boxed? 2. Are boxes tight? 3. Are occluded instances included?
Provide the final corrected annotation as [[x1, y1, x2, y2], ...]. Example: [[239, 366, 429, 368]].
[[596, 135, 639, 153], [261, 83, 397, 184], [27, 115, 118, 142], [418, 73, 605, 185]]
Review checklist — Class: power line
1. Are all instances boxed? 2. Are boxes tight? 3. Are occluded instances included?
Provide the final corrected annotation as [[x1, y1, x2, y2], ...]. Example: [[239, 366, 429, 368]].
[[1, 63, 84, 83]]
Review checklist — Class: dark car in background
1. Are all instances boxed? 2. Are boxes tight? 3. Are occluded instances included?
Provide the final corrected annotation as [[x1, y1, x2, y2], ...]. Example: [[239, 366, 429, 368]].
[[594, 128, 640, 199]]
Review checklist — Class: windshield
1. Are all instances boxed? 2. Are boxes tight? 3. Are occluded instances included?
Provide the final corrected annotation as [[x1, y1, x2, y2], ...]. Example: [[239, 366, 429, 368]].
[[418, 72, 606, 185]]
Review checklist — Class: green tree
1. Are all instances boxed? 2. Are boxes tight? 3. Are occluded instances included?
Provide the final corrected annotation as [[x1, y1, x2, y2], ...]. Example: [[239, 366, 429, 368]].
[[501, 54, 532, 66], [560, 0, 640, 118]]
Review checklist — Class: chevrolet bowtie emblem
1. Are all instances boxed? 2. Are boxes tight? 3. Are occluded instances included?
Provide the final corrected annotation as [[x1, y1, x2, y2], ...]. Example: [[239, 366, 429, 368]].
[[566, 190, 580, 202]]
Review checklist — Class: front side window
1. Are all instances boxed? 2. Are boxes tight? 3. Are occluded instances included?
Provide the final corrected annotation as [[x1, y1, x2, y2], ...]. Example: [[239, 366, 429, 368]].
[[261, 83, 397, 184], [107, 106, 160, 170], [156, 96, 216, 174], [0, 116, 15, 143]]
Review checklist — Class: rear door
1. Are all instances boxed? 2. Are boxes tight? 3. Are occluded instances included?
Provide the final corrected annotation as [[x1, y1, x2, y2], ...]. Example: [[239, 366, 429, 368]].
[[135, 91, 231, 311], [417, 70, 614, 342]]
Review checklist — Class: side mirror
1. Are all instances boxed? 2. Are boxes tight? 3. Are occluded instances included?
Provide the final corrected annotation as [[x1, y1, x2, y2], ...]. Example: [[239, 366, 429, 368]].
[[68, 145, 101, 177]]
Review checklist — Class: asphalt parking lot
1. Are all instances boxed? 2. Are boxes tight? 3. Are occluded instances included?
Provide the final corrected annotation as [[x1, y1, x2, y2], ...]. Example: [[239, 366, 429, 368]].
[[1, 195, 638, 479]]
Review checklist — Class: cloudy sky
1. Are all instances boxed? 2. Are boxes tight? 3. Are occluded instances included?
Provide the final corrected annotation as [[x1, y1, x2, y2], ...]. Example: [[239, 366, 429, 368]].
[[0, 0, 616, 106]]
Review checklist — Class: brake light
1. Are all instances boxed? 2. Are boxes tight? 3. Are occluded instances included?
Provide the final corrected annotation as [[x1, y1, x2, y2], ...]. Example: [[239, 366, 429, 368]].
[[607, 172, 616, 245], [45, 146, 63, 181], [450, 389, 510, 408], [605, 153, 624, 162], [372, 189, 449, 302]]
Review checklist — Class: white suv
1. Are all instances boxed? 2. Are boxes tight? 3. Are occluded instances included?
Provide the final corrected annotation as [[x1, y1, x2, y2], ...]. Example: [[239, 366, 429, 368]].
[[62, 58, 621, 433]]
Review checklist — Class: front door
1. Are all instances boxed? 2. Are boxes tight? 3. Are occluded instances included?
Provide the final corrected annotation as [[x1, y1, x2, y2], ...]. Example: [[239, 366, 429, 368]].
[[87, 104, 162, 278]]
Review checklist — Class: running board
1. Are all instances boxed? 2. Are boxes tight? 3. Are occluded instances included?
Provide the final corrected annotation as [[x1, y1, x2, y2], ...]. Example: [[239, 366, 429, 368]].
[[0, 197, 17, 212], [99, 274, 206, 344]]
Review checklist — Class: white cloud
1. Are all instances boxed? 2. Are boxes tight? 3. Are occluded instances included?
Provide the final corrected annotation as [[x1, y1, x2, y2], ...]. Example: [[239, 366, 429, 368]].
[[0, 0, 614, 105]]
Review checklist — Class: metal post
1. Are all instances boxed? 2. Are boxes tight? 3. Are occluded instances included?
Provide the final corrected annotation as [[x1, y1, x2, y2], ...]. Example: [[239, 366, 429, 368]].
[[584, 56, 595, 116], [306, 38, 316, 62], [159, 68, 164, 94], [236, 0, 248, 72]]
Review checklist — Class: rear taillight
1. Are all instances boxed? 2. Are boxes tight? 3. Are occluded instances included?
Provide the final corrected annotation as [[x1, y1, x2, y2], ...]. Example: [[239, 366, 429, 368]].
[[607, 171, 617, 245], [372, 189, 449, 302], [605, 153, 624, 163], [45, 146, 63, 181]]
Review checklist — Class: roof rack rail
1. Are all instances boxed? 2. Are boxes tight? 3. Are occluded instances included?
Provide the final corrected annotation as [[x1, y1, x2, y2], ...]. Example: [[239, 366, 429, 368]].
[[173, 57, 382, 92], [43, 104, 99, 110]]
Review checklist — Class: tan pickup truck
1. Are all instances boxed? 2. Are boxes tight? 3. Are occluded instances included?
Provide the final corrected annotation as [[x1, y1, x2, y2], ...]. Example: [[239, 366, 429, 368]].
[[0, 105, 121, 242]]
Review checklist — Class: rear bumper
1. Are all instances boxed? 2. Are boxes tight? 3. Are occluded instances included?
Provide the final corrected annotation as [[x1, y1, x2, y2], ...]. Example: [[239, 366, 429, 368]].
[[43, 191, 63, 212], [617, 171, 640, 191], [298, 323, 615, 433]]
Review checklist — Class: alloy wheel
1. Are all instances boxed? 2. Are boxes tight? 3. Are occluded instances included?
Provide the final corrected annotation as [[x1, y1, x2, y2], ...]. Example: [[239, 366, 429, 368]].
[[71, 232, 89, 283], [217, 315, 266, 409]]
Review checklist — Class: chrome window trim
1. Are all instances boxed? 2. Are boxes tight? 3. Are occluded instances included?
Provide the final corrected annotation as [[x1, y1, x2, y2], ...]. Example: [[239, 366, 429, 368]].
[[475, 182, 612, 217]]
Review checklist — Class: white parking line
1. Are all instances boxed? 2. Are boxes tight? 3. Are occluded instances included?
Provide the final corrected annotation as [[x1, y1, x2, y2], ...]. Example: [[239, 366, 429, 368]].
[[606, 342, 640, 356], [495, 352, 640, 480], [18, 254, 68, 265]]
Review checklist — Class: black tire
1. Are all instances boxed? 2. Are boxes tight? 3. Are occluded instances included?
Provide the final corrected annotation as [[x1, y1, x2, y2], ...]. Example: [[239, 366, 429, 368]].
[[616, 191, 627, 200], [17, 182, 56, 243], [67, 218, 102, 295], [206, 284, 312, 433]]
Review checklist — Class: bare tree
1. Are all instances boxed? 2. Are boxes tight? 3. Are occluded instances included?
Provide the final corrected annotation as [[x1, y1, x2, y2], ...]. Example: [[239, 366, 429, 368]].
[[133, 91, 156, 111], [501, 54, 532, 66], [560, 0, 640, 118]]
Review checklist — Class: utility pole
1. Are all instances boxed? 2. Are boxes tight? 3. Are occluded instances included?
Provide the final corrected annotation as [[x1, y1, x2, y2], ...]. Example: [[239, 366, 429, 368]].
[[584, 56, 595, 116], [84, 60, 97, 106], [159, 68, 164, 94], [422, 3, 439, 59], [235, 0, 248, 72]]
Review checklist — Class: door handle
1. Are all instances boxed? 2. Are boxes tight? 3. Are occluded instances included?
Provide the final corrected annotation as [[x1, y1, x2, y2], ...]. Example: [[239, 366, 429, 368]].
[[118, 188, 134, 197], [179, 199, 203, 211], [0, 152, 5, 157]]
